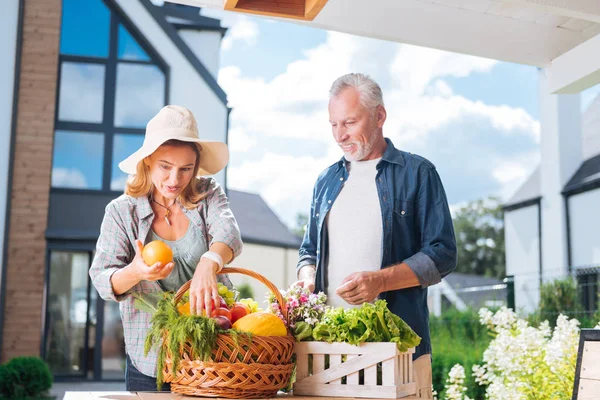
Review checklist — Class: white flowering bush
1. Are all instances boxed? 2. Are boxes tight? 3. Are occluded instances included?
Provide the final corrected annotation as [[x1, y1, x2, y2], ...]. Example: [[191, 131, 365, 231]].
[[442, 306, 588, 399]]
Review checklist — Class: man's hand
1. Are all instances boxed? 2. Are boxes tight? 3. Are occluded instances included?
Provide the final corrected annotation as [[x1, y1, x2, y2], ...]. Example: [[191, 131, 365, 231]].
[[336, 271, 384, 305], [291, 265, 316, 293]]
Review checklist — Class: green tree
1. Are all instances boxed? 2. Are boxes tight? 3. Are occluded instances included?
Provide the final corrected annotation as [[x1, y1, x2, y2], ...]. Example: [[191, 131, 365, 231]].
[[292, 212, 309, 239], [452, 196, 505, 279]]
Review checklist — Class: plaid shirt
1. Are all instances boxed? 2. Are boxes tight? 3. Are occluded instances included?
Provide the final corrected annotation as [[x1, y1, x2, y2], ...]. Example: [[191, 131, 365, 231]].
[[89, 178, 242, 377]]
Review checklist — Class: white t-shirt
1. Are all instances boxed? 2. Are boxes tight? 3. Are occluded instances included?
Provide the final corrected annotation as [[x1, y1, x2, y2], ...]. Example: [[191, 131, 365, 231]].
[[326, 158, 383, 308]]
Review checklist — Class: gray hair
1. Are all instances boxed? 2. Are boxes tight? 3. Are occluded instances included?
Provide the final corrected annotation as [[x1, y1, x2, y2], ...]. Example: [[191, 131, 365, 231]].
[[329, 73, 384, 110]]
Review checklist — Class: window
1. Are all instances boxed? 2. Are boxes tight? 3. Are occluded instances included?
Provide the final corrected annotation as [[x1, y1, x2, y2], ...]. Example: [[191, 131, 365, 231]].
[[51, 0, 168, 192], [52, 131, 105, 190], [44, 251, 93, 376], [111, 133, 144, 191]]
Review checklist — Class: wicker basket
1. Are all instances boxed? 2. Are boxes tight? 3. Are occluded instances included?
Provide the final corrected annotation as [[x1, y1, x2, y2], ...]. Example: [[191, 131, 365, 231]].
[[162, 267, 295, 398]]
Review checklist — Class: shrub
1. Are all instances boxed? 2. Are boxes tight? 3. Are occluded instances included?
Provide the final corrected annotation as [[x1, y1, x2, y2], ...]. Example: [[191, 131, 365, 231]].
[[430, 308, 489, 399], [529, 277, 582, 328], [0, 356, 53, 400]]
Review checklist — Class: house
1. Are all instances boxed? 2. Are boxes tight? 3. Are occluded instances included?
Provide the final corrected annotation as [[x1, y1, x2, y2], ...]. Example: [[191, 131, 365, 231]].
[[174, 0, 600, 318], [503, 96, 600, 314], [0, 0, 299, 381], [428, 273, 508, 317]]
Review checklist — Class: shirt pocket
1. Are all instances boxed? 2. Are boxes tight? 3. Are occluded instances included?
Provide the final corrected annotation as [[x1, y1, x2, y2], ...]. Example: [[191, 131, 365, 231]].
[[393, 199, 415, 218]]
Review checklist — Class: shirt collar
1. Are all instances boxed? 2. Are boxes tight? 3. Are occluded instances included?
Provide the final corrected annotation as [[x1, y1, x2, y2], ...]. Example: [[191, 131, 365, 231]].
[[134, 195, 154, 221]]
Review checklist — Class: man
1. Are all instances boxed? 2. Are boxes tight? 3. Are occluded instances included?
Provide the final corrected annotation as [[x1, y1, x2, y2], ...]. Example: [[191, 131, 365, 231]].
[[294, 73, 457, 399]]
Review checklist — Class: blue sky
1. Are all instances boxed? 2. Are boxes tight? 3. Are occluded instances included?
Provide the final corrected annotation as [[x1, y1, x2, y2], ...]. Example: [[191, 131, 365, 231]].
[[53, 1, 600, 230], [200, 9, 554, 228]]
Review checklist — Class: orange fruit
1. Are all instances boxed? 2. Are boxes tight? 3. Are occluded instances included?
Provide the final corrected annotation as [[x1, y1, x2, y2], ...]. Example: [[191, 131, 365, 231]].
[[177, 302, 190, 315], [142, 240, 173, 266]]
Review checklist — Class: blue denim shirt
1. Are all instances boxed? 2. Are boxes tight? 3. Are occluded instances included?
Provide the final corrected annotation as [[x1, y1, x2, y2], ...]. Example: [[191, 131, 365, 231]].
[[297, 138, 457, 359]]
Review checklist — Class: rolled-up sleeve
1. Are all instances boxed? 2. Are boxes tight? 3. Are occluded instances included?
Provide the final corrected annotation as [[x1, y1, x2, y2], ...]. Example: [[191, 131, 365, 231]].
[[403, 166, 457, 288], [297, 184, 318, 273], [204, 179, 243, 260], [89, 202, 133, 302]]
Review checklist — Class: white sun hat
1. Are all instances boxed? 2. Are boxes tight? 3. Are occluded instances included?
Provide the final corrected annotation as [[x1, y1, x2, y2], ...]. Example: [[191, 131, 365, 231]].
[[118, 105, 229, 177]]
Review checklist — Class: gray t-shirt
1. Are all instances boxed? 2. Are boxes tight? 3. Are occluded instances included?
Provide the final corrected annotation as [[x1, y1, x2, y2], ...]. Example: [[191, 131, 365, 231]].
[[149, 225, 232, 292]]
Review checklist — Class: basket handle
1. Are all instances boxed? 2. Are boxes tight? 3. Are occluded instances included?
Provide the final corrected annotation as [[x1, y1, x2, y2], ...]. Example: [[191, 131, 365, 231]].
[[173, 267, 288, 322]]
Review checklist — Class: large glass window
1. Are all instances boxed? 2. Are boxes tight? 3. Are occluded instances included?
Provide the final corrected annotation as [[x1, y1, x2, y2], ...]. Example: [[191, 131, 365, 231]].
[[60, 0, 110, 58], [115, 64, 166, 128], [58, 63, 105, 123], [111, 133, 144, 191], [51, 0, 167, 192], [52, 131, 105, 189]]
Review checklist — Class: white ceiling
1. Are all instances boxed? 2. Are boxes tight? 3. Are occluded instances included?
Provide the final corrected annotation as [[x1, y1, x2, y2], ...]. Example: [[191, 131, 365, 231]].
[[167, 0, 600, 92]]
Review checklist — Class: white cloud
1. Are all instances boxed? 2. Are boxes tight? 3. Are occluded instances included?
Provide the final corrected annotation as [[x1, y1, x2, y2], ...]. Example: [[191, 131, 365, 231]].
[[223, 31, 540, 227], [228, 127, 257, 152], [58, 63, 105, 123], [201, 9, 259, 51], [52, 168, 88, 189], [228, 153, 333, 227]]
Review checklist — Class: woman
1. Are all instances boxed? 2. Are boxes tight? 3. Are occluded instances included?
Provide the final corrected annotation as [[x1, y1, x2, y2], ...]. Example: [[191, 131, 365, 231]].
[[89, 105, 242, 391]]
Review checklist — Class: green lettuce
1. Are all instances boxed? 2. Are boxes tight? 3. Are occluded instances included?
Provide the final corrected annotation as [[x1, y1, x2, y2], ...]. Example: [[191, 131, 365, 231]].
[[312, 300, 421, 351]]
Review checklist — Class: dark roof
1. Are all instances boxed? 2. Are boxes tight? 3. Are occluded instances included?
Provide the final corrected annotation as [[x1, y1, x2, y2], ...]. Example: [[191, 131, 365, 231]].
[[137, 0, 227, 105], [504, 94, 600, 207], [504, 166, 541, 210], [161, 3, 227, 33], [444, 273, 503, 290], [563, 153, 600, 195], [227, 190, 302, 249], [443, 273, 507, 310]]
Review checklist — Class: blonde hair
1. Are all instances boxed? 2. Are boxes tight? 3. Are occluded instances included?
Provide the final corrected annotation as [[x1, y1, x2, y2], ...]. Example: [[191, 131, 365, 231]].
[[125, 140, 208, 209]]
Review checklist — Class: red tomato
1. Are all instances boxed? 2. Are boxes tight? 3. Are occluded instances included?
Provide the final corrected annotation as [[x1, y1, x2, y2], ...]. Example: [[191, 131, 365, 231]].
[[211, 307, 232, 321], [230, 302, 251, 323]]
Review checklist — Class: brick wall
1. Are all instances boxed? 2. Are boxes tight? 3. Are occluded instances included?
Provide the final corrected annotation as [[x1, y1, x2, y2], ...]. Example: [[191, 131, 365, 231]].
[[2, 0, 61, 362]]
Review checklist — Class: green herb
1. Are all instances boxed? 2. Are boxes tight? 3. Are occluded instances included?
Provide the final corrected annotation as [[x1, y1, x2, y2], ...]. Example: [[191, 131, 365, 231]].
[[144, 293, 220, 390]]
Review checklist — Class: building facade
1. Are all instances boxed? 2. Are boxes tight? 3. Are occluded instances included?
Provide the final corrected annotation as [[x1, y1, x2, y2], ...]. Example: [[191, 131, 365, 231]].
[[0, 0, 300, 382], [504, 81, 600, 315]]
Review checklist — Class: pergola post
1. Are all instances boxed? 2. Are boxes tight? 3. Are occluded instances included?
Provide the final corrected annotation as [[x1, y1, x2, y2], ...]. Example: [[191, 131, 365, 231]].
[[538, 68, 582, 280]]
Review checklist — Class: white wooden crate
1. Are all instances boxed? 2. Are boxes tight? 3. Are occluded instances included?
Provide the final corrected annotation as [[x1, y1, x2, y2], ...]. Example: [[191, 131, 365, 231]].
[[293, 342, 416, 399]]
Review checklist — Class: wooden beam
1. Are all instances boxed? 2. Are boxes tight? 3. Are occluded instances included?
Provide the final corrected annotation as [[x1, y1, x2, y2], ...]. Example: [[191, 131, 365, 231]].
[[223, 0, 328, 21], [547, 32, 600, 93], [503, 0, 600, 23]]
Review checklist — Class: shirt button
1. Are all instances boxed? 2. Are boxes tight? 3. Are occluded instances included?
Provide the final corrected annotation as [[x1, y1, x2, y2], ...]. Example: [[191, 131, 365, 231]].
[[340, 177, 344, 181], [401, 210, 406, 215], [328, 200, 332, 204], [316, 213, 319, 217]]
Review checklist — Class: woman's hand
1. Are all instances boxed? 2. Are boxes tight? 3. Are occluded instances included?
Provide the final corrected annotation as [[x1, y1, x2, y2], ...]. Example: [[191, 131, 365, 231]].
[[189, 258, 220, 316], [111, 240, 174, 296], [131, 240, 174, 282]]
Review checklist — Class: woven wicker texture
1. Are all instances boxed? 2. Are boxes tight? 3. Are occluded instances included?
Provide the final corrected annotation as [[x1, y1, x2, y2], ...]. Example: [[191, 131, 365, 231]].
[[163, 267, 295, 398]]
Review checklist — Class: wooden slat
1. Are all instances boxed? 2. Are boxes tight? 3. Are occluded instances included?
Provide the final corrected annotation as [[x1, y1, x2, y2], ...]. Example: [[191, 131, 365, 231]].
[[329, 354, 342, 384], [346, 354, 359, 385], [581, 342, 600, 380], [364, 362, 377, 386], [296, 352, 309, 381], [313, 354, 325, 374], [295, 341, 399, 355], [382, 357, 398, 386], [293, 383, 398, 398], [300, 352, 393, 384]]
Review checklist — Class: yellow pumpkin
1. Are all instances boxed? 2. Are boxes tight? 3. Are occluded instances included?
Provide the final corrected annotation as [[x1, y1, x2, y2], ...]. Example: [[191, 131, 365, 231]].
[[232, 312, 287, 336]]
